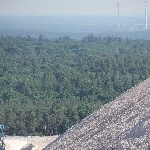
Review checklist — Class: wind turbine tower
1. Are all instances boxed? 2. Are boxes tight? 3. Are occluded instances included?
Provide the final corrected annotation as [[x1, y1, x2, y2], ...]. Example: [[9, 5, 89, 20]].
[[145, 1, 148, 29], [117, 0, 120, 29]]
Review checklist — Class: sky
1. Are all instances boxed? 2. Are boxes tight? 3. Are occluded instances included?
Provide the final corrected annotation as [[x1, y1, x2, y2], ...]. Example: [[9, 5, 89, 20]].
[[0, 0, 149, 16]]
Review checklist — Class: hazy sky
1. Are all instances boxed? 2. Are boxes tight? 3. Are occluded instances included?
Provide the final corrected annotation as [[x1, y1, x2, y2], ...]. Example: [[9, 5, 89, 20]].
[[0, 0, 149, 16]]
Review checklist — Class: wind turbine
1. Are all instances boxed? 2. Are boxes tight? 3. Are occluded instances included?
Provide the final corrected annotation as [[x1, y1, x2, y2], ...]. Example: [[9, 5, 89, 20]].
[[145, 1, 148, 29], [116, 0, 120, 29]]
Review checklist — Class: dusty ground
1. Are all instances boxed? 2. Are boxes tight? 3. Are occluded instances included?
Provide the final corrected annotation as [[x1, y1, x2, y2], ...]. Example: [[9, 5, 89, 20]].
[[4, 135, 58, 150]]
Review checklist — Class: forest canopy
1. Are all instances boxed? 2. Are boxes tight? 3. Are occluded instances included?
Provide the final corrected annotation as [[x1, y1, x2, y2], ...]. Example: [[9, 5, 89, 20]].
[[0, 35, 150, 136]]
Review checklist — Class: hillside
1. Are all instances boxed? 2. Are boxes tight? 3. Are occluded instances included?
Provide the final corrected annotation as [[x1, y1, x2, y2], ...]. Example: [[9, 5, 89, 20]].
[[43, 77, 150, 149]]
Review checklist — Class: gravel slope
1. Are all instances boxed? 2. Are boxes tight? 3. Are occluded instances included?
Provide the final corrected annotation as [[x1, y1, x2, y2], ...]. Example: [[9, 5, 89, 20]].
[[43, 78, 150, 150]]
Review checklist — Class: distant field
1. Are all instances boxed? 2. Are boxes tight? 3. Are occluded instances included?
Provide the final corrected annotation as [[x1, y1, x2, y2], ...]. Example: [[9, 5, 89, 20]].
[[0, 16, 150, 39]]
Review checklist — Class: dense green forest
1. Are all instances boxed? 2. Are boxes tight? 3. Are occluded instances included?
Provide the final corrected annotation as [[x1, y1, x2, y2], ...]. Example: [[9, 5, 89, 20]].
[[0, 35, 150, 136]]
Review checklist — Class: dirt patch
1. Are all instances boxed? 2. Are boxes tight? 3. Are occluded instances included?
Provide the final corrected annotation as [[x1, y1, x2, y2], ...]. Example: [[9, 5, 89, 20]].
[[4, 136, 58, 150]]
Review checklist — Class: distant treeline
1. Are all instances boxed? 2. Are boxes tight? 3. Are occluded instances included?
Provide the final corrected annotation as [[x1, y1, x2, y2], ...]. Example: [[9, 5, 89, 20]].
[[0, 35, 150, 136], [1, 29, 150, 40]]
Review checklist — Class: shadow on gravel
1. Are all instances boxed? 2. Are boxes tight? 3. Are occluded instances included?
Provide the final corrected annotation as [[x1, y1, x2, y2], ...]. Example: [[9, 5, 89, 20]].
[[20, 144, 34, 150]]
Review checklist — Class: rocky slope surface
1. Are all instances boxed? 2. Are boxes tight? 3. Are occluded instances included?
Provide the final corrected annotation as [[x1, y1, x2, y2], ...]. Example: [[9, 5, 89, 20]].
[[43, 78, 150, 150]]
